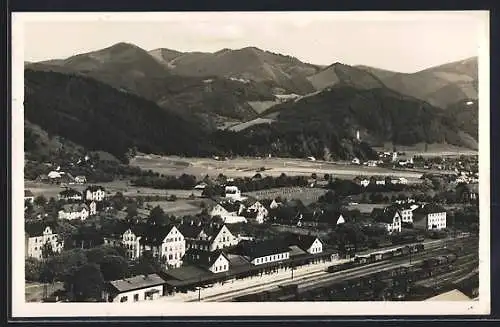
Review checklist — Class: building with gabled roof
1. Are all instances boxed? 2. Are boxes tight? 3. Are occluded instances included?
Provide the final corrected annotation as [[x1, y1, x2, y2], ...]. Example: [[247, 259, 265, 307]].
[[84, 185, 106, 202], [58, 188, 83, 201], [413, 203, 447, 230], [209, 201, 248, 224], [25, 221, 63, 259], [285, 234, 323, 255], [139, 224, 185, 268], [229, 239, 291, 266], [372, 206, 402, 233], [104, 274, 166, 303], [58, 203, 89, 221], [183, 248, 230, 274], [179, 222, 238, 252]]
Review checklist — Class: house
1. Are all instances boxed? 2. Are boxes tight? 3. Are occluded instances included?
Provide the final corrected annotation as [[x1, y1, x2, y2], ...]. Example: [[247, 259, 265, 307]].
[[122, 224, 148, 260], [352, 158, 360, 165], [375, 180, 386, 186], [360, 179, 370, 187], [230, 239, 290, 266], [269, 199, 282, 209], [391, 204, 414, 223], [209, 202, 247, 224], [58, 203, 89, 221], [371, 207, 402, 233], [84, 185, 106, 202], [192, 182, 207, 197], [179, 222, 238, 252], [461, 183, 479, 202], [413, 204, 447, 230], [139, 225, 186, 268], [74, 175, 87, 184], [242, 199, 269, 224], [25, 222, 63, 259], [224, 186, 243, 201], [87, 200, 98, 216], [24, 190, 35, 203], [183, 249, 230, 274], [104, 274, 166, 303], [47, 171, 62, 180], [286, 234, 323, 255], [58, 189, 83, 201]]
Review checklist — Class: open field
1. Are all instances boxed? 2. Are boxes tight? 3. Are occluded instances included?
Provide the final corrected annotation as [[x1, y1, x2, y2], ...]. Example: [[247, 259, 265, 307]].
[[246, 187, 328, 205], [24, 180, 197, 199], [345, 203, 387, 214], [130, 156, 428, 181], [145, 200, 205, 216]]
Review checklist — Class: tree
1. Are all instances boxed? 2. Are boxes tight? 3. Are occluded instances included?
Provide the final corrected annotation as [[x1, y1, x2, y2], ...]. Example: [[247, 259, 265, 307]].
[[69, 263, 104, 301], [99, 255, 129, 281], [311, 173, 317, 180], [41, 241, 55, 259], [34, 195, 47, 207], [324, 173, 331, 182], [25, 257, 42, 282], [41, 248, 88, 283], [126, 203, 138, 218], [149, 205, 167, 226]]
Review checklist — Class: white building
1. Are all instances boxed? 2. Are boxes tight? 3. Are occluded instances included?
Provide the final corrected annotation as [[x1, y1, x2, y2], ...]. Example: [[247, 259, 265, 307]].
[[360, 179, 370, 187], [104, 274, 166, 303], [24, 190, 35, 204], [74, 176, 87, 184], [235, 240, 291, 266], [180, 223, 239, 252], [183, 249, 230, 274], [140, 225, 186, 268], [209, 202, 247, 224], [372, 207, 402, 233], [224, 186, 243, 201], [413, 204, 447, 230], [25, 223, 64, 259], [84, 185, 106, 202], [58, 203, 89, 221], [289, 234, 323, 255]]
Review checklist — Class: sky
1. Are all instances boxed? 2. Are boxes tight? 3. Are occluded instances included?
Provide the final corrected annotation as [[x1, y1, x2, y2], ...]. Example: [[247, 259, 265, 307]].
[[19, 11, 487, 73]]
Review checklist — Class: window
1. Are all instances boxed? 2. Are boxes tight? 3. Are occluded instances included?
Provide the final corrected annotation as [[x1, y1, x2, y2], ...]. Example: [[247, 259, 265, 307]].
[[134, 294, 139, 302]]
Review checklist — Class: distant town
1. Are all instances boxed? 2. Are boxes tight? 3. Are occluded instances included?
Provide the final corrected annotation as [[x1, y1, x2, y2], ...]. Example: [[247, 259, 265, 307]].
[[24, 149, 479, 303]]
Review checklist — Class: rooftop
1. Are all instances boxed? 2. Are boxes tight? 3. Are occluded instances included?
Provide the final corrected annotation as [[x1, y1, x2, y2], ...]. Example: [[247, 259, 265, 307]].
[[108, 274, 166, 293]]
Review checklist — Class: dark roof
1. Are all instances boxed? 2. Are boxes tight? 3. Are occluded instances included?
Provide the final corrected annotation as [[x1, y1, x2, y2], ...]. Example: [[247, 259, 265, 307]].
[[184, 248, 228, 268], [24, 190, 34, 197], [162, 265, 209, 282], [413, 203, 447, 215], [101, 220, 132, 238], [25, 221, 57, 237], [139, 224, 175, 246], [59, 189, 82, 197], [286, 234, 321, 251], [229, 239, 291, 259], [216, 201, 241, 213], [85, 185, 105, 192], [60, 203, 89, 212], [178, 223, 204, 239], [372, 206, 400, 224], [108, 274, 166, 293]]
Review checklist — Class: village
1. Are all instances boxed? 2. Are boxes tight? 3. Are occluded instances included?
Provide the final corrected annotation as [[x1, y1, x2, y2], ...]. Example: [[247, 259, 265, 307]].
[[24, 149, 480, 303]]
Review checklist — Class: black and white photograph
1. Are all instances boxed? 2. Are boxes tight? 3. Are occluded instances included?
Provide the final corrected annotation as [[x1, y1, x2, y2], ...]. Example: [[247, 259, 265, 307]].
[[11, 11, 490, 317]]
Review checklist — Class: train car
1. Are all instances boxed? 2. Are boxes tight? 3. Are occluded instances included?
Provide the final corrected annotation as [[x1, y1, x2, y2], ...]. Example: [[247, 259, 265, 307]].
[[393, 247, 404, 257], [446, 253, 457, 263], [401, 245, 411, 256], [382, 251, 394, 260]]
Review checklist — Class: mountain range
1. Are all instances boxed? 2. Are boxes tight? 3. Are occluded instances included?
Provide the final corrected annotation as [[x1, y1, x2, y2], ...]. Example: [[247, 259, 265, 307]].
[[24, 42, 479, 162]]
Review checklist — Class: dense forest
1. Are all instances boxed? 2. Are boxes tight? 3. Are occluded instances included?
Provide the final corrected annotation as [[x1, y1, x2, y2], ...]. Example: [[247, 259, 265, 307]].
[[24, 69, 217, 162]]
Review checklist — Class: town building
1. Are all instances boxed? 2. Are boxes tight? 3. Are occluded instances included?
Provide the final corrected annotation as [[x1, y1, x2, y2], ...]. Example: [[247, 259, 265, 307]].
[[371, 206, 402, 233], [104, 274, 166, 303], [224, 185, 243, 201], [209, 201, 247, 224], [413, 204, 447, 230], [179, 222, 238, 252], [25, 222, 64, 259], [286, 234, 323, 255], [74, 175, 87, 184], [58, 203, 89, 221], [183, 249, 230, 274], [87, 200, 98, 216], [139, 225, 186, 269], [58, 189, 83, 201], [230, 240, 291, 266], [84, 185, 106, 202], [24, 190, 35, 204], [122, 224, 148, 260]]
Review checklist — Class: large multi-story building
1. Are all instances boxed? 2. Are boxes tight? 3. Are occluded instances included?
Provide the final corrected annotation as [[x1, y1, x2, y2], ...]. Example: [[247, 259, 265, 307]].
[[413, 204, 447, 230], [84, 185, 106, 202], [179, 222, 239, 252], [139, 225, 186, 269], [58, 203, 89, 221], [372, 206, 402, 233], [25, 222, 64, 259]]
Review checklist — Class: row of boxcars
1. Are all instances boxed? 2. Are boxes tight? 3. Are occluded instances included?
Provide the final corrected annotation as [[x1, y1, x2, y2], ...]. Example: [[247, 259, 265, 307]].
[[234, 253, 457, 302], [327, 243, 425, 273]]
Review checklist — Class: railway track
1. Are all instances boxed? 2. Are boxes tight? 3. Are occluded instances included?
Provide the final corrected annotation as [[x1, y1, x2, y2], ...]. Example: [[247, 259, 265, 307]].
[[207, 241, 474, 302]]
